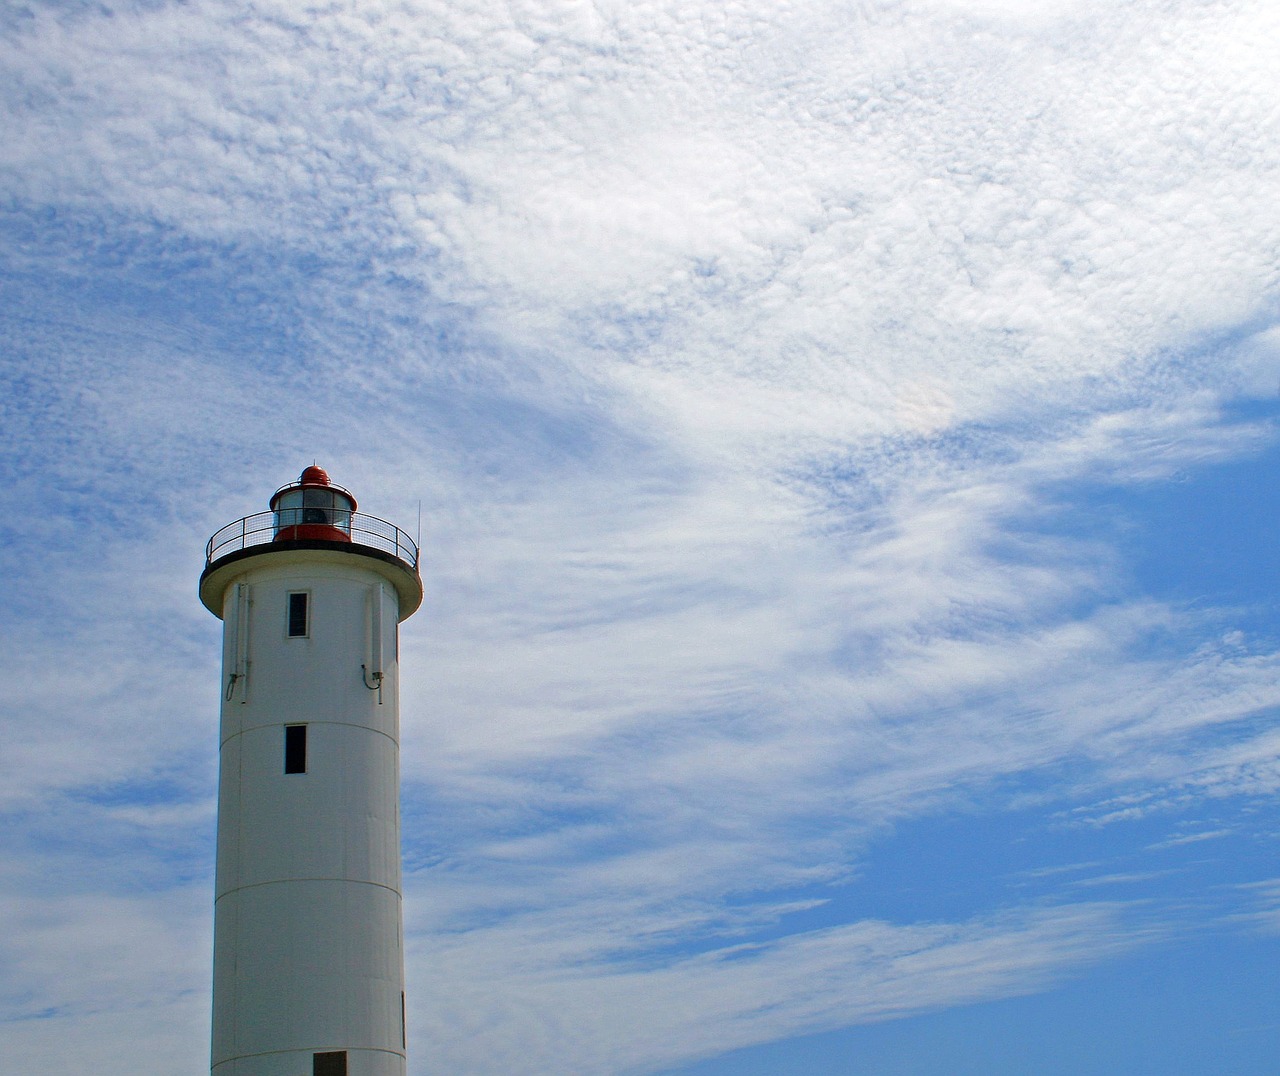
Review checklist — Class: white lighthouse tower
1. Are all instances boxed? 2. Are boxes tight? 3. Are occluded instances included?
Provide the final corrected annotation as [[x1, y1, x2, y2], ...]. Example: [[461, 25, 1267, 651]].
[[200, 466, 423, 1076]]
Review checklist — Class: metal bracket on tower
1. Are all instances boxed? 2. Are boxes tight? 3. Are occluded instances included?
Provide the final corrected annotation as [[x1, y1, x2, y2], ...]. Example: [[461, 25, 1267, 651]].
[[364, 583, 386, 704], [361, 663, 384, 704], [227, 582, 252, 703]]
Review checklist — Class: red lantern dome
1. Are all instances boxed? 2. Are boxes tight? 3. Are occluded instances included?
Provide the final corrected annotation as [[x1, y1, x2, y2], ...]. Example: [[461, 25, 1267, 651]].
[[270, 466, 357, 543]]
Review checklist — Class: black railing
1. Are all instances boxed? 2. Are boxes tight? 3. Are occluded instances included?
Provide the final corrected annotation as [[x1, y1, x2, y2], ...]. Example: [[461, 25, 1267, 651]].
[[205, 510, 419, 571]]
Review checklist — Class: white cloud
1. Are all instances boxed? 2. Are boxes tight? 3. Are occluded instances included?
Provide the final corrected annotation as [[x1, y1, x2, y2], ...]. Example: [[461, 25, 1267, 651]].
[[408, 899, 1135, 1074], [0, 881, 209, 1074]]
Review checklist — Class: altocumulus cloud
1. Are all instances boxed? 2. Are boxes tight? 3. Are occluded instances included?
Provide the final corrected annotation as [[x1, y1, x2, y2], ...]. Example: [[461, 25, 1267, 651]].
[[3, 0, 1280, 1072]]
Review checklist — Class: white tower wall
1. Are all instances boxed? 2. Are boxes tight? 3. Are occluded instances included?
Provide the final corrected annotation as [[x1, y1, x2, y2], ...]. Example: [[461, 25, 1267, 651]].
[[204, 539, 419, 1076]]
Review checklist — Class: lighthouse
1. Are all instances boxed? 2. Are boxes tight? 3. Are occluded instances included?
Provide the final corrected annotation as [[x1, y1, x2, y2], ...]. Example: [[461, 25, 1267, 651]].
[[200, 467, 423, 1076]]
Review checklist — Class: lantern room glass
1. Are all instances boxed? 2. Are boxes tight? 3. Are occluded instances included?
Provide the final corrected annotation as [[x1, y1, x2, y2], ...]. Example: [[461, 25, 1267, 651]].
[[273, 488, 354, 536]]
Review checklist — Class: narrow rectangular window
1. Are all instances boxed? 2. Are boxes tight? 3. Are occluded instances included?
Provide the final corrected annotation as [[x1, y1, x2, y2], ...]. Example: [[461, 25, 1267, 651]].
[[314, 1053, 347, 1076], [401, 990, 407, 1048], [287, 592, 309, 638], [284, 724, 307, 774]]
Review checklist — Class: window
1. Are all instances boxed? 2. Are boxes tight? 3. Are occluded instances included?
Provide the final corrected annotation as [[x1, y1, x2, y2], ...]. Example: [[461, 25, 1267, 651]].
[[302, 487, 335, 525], [284, 725, 307, 774], [313, 1053, 347, 1076], [274, 488, 353, 532], [287, 592, 309, 637]]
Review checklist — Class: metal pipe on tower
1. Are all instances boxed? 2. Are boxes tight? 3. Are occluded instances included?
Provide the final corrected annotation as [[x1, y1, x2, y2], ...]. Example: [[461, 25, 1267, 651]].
[[200, 467, 423, 1076]]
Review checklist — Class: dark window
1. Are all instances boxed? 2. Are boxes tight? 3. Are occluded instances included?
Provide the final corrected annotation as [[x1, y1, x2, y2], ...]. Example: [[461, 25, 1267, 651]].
[[303, 487, 336, 524], [401, 990, 407, 1048], [314, 1053, 347, 1076], [288, 592, 309, 637], [284, 725, 307, 774]]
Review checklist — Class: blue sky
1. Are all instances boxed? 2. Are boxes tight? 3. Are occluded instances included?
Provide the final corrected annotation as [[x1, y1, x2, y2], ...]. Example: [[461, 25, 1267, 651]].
[[4, 0, 1280, 1072]]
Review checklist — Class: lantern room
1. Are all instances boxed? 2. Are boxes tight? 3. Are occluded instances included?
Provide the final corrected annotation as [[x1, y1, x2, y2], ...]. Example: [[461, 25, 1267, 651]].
[[270, 465, 356, 543]]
